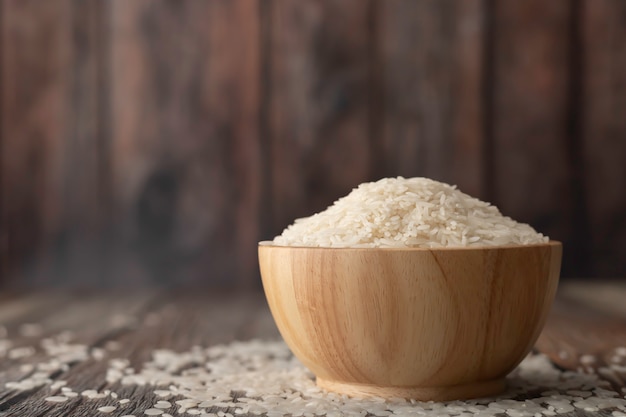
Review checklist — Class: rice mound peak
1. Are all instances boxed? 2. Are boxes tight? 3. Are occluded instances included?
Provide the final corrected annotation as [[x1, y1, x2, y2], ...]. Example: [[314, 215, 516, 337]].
[[272, 177, 548, 248]]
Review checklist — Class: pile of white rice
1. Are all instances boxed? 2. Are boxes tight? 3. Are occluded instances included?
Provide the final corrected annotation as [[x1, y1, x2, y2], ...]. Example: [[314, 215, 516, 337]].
[[273, 177, 548, 248]]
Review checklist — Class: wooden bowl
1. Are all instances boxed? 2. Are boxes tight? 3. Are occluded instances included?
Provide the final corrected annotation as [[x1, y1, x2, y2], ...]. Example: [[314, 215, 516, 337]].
[[258, 241, 562, 401]]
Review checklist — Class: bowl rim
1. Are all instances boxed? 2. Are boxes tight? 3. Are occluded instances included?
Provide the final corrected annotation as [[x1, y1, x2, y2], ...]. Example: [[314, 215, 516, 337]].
[[258, 240, 562, 251]]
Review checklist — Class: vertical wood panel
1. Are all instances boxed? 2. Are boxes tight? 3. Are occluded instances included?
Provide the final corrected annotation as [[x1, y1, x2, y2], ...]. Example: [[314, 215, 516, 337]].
[[62, 0, 110, 285], [0, 1, 4, 284], [1, 0, 73, 284], [379, 0, 486, 198], [268, 0, 374, 233], [490, 1, 576, 273], [1, 0, 625, 285], [109, 0, 261, 287], [582, 0, 626, 276]]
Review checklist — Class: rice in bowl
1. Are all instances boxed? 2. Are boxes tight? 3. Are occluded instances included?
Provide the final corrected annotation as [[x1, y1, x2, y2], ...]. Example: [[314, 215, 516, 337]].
[[272, 177, 548, 248]]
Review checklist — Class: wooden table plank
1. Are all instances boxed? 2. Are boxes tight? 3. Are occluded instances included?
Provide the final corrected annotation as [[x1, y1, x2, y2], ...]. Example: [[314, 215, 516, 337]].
[[0, 290, 278, 416], [0, 290, 158, 411], [0, 284, 624, 417], [536, 280, 626, 394], [0, 293, 70, 329], [558, 280, 626, 318]]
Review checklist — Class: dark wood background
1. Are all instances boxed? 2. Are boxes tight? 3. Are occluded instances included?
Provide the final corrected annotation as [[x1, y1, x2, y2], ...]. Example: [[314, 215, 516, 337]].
[[1, 0, 625, 289]]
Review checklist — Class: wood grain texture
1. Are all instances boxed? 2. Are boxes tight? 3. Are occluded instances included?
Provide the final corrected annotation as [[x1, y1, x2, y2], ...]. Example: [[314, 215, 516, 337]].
[[0, 291, 278, 416], [268, 0, 375, 234], [0, 0, 109, 286], [581, 0, 626, 277], [0, 293, 154, 404], [535, 281, 626, 393], [490, 1, 577, 275], [537, 298, 626, 372], [61, 0, 111, 286], [109, 0, 262, 287], [1, 0, 626, 287], [259, 243, 562, 400], [1, 283, 625, 415], [559, 280, 626, 318], [379, 0, 486, 198], [0, 0, 73, 284]]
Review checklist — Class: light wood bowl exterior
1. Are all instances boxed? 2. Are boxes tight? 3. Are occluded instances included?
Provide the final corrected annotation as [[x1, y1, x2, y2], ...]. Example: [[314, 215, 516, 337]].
[[259, 242, 562, 401]]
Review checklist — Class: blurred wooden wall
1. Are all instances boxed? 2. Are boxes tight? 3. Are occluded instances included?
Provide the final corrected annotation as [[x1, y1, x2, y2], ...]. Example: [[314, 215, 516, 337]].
[[1, 0, 625, 288]]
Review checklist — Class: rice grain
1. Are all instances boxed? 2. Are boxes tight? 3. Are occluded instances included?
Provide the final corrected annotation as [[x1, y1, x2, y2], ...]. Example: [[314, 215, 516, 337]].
[[273, 177, 548, 248]]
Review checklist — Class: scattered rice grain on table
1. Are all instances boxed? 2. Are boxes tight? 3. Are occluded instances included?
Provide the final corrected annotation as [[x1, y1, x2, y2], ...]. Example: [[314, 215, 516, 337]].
[[5, 334, 626, 416], [44, 395, 68, 403], [154, 400, 171, 408], [272, 177, 548, 248]]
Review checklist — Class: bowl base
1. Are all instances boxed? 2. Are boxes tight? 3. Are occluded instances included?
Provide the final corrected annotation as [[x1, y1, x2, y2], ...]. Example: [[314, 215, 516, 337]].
[[316, 377, 506, 401]]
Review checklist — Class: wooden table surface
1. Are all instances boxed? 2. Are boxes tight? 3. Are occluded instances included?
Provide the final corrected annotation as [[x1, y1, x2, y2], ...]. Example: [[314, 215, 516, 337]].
[[0, 281, 625, 417]]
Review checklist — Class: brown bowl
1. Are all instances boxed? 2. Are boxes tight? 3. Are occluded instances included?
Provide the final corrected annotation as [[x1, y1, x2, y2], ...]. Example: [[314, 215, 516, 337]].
[[258, 241, 562, 401]]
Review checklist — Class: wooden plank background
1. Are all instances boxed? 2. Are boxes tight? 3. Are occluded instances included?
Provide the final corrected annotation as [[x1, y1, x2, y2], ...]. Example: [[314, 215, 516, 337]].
[[1, 0, 625, 288]]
